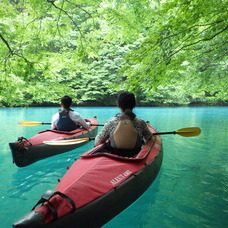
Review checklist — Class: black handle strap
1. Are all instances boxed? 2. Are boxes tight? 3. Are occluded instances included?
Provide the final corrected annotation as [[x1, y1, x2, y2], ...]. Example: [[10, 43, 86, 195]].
[[17, 136, 32, 147], [31, 190, 76, 222]]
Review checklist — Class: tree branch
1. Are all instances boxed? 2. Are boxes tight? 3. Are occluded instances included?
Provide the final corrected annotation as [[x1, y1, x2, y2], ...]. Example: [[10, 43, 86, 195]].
[[0, 33, 14, 54], [0, 33, 32, 64], [138, 24, 228, 71], [47, 0, 99, 56], [142, 19, 228, 57], [169, 25, 228, 58], [55, 0, 66, 39], [49, 0, 84, 37], [66, 0, 95, 21]]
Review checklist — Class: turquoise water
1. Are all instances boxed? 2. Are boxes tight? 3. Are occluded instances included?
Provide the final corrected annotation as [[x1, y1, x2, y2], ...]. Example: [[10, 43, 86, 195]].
[[0, 106, 227, 228]]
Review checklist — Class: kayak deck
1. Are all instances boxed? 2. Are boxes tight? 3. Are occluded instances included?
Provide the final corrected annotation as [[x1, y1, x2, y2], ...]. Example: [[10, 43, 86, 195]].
[[13, 125, 163, 227]]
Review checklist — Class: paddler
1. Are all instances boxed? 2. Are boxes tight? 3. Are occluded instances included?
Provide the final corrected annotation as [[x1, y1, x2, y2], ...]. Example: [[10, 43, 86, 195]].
[[51, 95, 90, 131], [94, 91, 152, 156]]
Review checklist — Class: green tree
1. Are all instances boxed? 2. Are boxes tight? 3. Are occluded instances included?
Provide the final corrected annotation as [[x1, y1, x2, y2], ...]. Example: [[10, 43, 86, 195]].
[[0, 0, 227, 106], [121, 0, 228, 104]]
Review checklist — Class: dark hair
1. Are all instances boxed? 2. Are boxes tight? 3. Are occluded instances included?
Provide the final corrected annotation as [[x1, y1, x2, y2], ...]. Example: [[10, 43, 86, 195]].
[[61, 95, 72, 109], [117, 91, 136, 120]]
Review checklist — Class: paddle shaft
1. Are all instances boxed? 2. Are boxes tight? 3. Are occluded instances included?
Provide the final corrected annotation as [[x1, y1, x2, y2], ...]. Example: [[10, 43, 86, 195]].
[[42, 123, 104, 126], [153, 131, 176, 135], [18, 122, 199, 137], [19, 120, 200, 138], [18, 121, 103, 126], [87, 132, 176, 140]]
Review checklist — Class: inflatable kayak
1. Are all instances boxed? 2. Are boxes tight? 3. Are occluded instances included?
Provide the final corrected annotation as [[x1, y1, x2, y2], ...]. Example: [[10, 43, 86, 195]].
[[13, 124, 163, 228], [9, 118, 98, 167]]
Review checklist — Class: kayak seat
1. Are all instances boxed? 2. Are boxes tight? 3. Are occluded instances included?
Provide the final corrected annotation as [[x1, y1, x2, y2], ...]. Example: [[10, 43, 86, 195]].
[[110, 119, 138, 149], [106, 144, 141, 157], [90, 143, 141, 158]]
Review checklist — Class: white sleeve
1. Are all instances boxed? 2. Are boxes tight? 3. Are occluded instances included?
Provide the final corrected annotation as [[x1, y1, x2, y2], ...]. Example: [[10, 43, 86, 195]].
[[51, 113, 59, 129], [69, 111, 90, 130]]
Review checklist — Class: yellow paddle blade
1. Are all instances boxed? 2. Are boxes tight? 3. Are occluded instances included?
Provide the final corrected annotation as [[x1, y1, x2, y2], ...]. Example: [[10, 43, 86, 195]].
[[17, 121, 50, 126], [176, 127, 201, 137], [18, 121, 42, 126], [18, 121, 42, 124], [43, 137, 91, 146]]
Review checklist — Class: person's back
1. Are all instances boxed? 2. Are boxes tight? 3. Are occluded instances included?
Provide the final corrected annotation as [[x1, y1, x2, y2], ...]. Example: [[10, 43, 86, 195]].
[[110, 114, 140, 149], [95, 92, 152, 157], [56, 109, 79, 131], [51, 95, 90, 132], [113, 119, 137, 149]]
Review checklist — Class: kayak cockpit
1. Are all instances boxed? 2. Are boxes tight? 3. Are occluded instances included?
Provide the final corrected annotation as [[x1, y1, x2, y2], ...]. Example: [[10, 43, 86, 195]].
[[81, 135, 161, 162]]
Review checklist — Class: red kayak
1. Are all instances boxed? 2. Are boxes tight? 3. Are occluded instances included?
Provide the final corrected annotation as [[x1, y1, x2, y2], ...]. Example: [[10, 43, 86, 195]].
[[9, 118, 98, 167], [13, 124, 163, 227]]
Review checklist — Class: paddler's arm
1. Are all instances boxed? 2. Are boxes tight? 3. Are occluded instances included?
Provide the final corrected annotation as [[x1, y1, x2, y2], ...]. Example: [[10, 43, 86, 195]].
[[94, 123, 110, 146], [141, 120, 152, 143], [70, 112, 90, 130], [51, 113, 59, 130]]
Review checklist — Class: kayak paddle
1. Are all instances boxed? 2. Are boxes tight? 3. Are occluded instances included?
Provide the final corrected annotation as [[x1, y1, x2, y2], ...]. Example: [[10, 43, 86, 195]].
[[43, 127, 201, 146], [154, 127, 201, 137], [18, 121, 51, 126], [44, 137, 94, 145], [17, 121, 103, 127]]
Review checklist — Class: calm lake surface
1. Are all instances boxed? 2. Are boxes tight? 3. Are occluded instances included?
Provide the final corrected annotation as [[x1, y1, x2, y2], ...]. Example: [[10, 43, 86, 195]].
[[0, 106, 227, 228]]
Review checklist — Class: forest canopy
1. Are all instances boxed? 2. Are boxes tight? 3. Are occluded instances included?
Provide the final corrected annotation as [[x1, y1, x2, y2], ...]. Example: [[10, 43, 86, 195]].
[[0, 0, 227, 107]]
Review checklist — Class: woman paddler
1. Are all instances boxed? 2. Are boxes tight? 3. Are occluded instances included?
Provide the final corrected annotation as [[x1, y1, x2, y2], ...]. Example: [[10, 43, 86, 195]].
[[94, 91, 152, 157], [51, 95, 90, 131]]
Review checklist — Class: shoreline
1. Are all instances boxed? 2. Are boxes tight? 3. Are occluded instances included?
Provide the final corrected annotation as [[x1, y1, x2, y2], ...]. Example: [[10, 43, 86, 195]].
[[1, 102, 227, 108]]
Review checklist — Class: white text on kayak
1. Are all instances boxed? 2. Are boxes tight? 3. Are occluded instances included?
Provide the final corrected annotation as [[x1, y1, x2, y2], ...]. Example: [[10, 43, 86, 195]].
[[110, 170, 132, 185]]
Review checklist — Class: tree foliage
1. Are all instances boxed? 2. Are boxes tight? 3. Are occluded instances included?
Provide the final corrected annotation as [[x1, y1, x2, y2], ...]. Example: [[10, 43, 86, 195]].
[[121, 0, 228, 104], [0, 0, 227, 107]]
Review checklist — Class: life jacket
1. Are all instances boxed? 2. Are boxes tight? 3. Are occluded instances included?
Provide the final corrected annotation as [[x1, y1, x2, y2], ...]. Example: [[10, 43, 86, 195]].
[[110, 114, 141, 150], [56, 109, 79, 131]]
